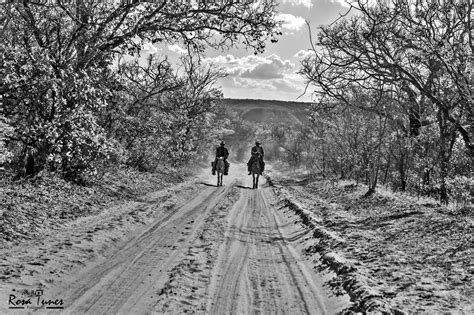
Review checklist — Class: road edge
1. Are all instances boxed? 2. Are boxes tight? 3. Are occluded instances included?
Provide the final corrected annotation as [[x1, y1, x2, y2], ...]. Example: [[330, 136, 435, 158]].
[[264, 173, 397, 315]]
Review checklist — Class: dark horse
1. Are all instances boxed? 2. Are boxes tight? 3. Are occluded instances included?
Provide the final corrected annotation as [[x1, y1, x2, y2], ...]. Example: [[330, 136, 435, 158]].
[[215, 157, 226, 186], [250, 153, 262, 189]]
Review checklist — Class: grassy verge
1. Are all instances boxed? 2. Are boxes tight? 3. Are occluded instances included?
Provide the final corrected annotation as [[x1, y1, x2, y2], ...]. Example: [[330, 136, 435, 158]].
[[0, 166, 184, 246], [266, 169, 473, 314]]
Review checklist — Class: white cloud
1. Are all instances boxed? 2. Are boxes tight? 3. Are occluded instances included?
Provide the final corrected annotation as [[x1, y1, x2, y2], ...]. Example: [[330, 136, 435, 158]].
[[277, 13, 306, 32], [281, 0, 350, 9], [208, 53, 311, 101], [168, 44, 187, 55], [333, 0, 351, 7], [219, 70, 305, 94], [205, 54, 294, 80], [281, 0, 313, 8], [240, 54, 294, 79], [205, 54, 269, 68], [293, 49, 316, 59], [218, 74, 311, 101]]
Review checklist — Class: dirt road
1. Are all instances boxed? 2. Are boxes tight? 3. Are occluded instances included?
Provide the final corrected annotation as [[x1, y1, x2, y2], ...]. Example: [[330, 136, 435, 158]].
[[0, 165, 346, 314]]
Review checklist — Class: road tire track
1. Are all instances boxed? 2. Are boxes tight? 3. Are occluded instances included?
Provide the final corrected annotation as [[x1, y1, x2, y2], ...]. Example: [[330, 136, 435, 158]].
[[56, 184, 233, 314], [21, 166, 344, 314], [207, 182, 333, 314]]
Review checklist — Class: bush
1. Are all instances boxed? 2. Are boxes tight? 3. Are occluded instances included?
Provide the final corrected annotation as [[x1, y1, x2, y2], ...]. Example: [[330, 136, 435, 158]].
[[2, 46, 113, 181]]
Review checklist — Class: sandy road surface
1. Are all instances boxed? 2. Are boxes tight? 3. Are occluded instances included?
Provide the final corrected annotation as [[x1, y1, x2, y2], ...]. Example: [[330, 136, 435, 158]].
[[1, 165, 346, 314]]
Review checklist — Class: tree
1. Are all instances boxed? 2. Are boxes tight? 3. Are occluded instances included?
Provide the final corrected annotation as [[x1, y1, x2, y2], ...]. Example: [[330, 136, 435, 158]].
[[108, 54, 226, 169], [158, 56, 226, 166], [2, 43, 113, 180], [1, 0, 280, 178], [3, 0, 279, 71], [300, 0, 472, 203], [269, 123, 309, 171]]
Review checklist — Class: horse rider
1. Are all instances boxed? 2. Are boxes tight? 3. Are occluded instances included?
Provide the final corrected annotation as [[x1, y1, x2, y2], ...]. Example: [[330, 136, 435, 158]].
[[247, 140, 265, 175], [212, 140, 229, 175]]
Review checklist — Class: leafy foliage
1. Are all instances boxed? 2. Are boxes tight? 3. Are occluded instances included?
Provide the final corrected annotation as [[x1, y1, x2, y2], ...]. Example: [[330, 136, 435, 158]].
[[0, 115, 13, 165], [300, 0, 472, 204], [107, 55, 225, 170], [2, 44, 113, 181], [1, 0, 280, 180]]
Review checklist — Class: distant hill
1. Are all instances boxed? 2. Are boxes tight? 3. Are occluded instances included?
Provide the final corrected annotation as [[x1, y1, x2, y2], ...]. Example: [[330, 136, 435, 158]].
[[222, 98, 311, 125]]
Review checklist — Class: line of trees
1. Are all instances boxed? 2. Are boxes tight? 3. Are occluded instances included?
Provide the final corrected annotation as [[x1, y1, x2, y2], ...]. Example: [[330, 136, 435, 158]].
[[296, 0, 471, 204], [1, 1, 280, 182], [299, 0, 472, 204]]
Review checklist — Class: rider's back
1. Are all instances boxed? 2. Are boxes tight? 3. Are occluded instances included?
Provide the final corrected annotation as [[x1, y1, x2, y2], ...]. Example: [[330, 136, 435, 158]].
[[216, 146, 229, 159], [251, 146, 264, 158]]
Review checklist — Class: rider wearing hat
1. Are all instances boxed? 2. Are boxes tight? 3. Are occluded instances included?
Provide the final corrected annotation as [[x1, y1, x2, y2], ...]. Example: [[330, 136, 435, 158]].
[[247, 140, 265, 175], [212, 140, 229, 175]]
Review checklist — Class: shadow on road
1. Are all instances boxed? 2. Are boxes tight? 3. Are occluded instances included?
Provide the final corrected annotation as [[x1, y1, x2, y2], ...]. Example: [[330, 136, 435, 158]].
[[236, 185, 252, 190], [277, 177, 320, 187], [199, 182, 218, 187]]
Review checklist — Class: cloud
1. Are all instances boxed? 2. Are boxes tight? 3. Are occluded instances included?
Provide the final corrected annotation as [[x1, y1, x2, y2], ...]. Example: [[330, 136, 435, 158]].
[[221, 77, 304, 98], [205, 54, 269, 68], [276, 13, 306, 33], [293, 49, 316, 59], [205, 54, 294, 80], [219, 70, 305, 94], [281, 0, 313, 8], [331, 0, 351, 7], [218, 75, 307, 101], [168, 44, 187, 55], [208, 53, 310, 100], [283, 0, 350, 8], [240, 55, 294, 79]]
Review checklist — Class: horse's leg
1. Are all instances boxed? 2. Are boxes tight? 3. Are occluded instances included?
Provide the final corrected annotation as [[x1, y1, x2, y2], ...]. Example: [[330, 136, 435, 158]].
[[256, 174, 259, 189], [252, 173, 255, 189]]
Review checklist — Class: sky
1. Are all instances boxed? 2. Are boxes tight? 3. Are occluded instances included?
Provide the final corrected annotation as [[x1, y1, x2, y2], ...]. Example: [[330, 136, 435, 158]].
[[141, 0, 351, 102]]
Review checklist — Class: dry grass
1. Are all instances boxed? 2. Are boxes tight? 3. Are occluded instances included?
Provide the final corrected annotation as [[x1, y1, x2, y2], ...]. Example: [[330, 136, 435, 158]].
[[0, 166, 184, 246], [269, 168, 473, 313]]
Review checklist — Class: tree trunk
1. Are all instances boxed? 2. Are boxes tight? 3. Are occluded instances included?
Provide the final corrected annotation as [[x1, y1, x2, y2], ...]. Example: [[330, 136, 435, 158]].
[[364, 186, 376, 197], [423, 169, 430, 186], [437, 109, 451, 204], [25, 153, 35, 176], [398, 155, 406, 191], [383, 154, 391, 185], [409, 108, 422, 137], [340, 159, 344, 179]]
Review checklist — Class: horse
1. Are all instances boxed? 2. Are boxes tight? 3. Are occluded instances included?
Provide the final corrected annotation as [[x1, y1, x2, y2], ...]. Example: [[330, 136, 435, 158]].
[[250, 154, 262, 189], [215, 157, 226, 187]]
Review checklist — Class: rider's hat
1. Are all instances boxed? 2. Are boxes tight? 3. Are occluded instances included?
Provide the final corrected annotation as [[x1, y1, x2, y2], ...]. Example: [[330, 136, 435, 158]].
[[255, 140, 261, 145], [220, 140, 225, 145]]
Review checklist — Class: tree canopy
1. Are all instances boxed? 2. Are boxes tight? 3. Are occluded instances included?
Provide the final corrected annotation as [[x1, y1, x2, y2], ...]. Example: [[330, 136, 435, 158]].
[[299, 0, 472, 203], [1, 0, 280, 181]]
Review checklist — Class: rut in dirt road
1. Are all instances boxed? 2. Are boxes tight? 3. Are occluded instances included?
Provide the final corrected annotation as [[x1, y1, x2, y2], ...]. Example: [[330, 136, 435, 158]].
[[49, 185, 234, 314], [207, 185, 331, 314], [38, 169, 343, 314]]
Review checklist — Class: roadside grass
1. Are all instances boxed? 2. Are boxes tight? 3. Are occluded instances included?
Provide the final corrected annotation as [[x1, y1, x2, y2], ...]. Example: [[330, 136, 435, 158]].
[[267, 166, 473, 313], [0, 166, 184, 246]]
